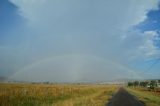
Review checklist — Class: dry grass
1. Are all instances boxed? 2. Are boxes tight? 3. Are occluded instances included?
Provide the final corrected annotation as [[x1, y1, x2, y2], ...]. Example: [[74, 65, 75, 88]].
[[0, 83, 118, 106]]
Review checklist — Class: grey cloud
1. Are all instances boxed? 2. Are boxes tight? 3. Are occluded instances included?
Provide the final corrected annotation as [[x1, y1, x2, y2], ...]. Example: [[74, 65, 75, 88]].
[[2, 0, 160, 82]]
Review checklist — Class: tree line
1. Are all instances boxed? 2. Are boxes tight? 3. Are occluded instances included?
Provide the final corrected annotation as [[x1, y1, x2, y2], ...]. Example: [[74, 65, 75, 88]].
[[127, 80, 160, 89]]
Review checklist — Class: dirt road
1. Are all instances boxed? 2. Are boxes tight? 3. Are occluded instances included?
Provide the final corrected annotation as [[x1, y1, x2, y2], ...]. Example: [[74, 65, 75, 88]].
[[107, 88, 145, 106]]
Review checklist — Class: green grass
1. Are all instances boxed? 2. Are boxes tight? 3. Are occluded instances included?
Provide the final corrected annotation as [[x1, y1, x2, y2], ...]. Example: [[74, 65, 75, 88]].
[[127, 87, 160, 106]]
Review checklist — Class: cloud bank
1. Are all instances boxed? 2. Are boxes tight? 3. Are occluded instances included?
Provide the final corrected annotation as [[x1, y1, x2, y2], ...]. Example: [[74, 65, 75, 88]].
[[3, 0, 160, 82]]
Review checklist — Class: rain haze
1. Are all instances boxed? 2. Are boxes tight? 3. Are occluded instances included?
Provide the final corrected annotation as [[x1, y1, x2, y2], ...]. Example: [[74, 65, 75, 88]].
[[0, 0, 160, 82]]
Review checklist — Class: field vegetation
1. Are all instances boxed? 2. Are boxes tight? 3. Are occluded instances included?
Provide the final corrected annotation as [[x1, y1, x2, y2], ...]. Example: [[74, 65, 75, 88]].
[[127, 87, 160, 106], [0, 83, 118, 106]]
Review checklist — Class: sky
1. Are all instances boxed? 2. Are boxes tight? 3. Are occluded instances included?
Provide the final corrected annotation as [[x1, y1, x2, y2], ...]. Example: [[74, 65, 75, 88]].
[[0, 0, 160, 82]]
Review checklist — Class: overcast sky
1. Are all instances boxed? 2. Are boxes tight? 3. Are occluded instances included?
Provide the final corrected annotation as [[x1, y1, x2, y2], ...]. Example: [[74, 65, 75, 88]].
[[0, 0, 160, 82]]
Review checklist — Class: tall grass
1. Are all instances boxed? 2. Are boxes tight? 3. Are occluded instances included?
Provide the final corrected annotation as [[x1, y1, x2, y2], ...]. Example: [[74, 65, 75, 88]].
[[0, 83, 118, 106]]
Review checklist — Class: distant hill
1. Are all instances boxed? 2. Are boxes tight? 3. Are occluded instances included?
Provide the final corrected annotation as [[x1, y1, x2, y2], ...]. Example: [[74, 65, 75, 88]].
[[114, 78, 160, 82], [0, 76, 8, 82], [114, 78, 143, 82]]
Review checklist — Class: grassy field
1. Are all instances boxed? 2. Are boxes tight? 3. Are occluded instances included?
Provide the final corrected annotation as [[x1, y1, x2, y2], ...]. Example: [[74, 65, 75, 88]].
[[127, 87, 160, 106], [0, 83, 118, 106]]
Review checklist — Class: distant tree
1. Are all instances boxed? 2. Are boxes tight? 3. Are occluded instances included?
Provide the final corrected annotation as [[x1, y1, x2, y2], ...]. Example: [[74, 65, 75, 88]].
[[140, 81, 148, 87], [43, 81, 50, 84], [128, 82, 133, 87], [133, 81, 139, 87], [150, 80, 157, 89]]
